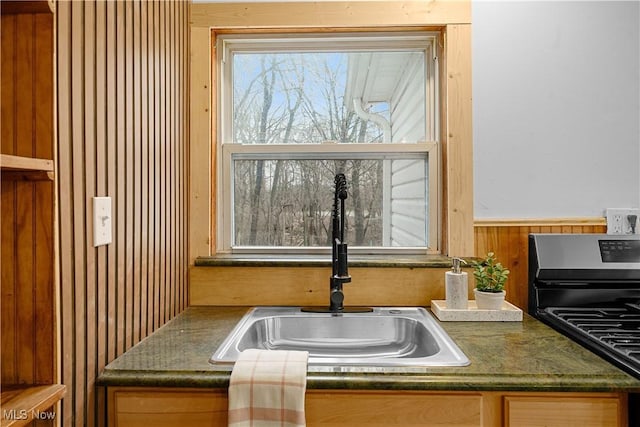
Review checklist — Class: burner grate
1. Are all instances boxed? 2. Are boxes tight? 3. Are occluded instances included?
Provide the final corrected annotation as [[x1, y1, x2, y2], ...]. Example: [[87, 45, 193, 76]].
[[545, 307, 640, 366]]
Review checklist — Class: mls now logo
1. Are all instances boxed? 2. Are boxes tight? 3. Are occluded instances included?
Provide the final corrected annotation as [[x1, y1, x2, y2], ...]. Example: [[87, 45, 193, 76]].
[[3, 409, 56, 421]]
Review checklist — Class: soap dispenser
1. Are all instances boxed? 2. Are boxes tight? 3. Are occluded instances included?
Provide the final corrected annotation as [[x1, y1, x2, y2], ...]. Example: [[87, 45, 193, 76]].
[[445, 258, 469, 309]]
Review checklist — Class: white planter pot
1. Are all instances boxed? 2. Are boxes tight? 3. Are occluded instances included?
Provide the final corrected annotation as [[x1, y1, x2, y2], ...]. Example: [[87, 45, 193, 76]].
[[473, 289, 506, 310]]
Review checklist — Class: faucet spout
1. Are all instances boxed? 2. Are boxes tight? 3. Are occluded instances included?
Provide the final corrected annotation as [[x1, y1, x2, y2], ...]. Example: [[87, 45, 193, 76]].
[[301, 174, 371, 314]]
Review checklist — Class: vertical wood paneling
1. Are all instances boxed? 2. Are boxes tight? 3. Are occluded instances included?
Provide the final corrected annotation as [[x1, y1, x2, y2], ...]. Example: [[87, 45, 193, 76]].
[[178, 0, 188, 313], [1, 8, 55, 388], [152, 0, 161, 331], [55, 3, 75, 425], [95, 0, 107, 377], [55, 1, 189, 425], [474, 219, 607, 310], [124, 0, 134, 354], [139, 0, 150, 340], [84, 1, 97, 423], [70, 2, 87, 424], [95, 3, 108, 426], [157, 0, 163, 324], [33, 21, 55, 389], [1, 15, 18, 385], [132, 0, 142, 346], [15, 13, 36, 388], [114, 0, 126, 360]]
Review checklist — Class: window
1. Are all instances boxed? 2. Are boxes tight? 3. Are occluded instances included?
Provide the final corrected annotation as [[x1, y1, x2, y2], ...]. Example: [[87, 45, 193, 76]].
[[217, 32, 440, 254]]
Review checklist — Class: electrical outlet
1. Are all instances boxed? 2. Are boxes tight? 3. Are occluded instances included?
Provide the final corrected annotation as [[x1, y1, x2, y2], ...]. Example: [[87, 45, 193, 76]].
[[606, 208, 640, 235]]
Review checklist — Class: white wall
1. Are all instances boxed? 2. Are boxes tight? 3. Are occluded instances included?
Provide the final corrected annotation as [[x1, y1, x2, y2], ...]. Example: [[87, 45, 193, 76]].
[[473, 1, 640, 219]]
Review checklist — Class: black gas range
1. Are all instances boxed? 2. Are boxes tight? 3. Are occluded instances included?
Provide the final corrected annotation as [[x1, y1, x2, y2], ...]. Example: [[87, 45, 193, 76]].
[[528, 234, 640, 379]]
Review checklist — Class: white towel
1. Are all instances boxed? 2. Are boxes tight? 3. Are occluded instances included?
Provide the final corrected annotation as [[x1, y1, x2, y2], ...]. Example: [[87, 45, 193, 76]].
[[228, 349, 309, 427]]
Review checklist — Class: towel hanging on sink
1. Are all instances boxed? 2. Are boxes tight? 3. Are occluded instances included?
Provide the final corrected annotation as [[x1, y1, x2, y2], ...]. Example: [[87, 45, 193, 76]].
[[228, 349, 309, 427]]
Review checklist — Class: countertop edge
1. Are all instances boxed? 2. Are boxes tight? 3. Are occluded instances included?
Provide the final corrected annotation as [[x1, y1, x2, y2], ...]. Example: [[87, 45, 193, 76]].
[[96, 370, 640, 393]]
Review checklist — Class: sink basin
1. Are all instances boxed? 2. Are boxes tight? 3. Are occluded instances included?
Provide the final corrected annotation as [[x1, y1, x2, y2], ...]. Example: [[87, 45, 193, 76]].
[[210, 307, 470, 367]]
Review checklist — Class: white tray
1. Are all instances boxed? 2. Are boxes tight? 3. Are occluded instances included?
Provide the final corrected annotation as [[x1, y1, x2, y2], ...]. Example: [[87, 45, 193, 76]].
[[430, 300, 523, 322]]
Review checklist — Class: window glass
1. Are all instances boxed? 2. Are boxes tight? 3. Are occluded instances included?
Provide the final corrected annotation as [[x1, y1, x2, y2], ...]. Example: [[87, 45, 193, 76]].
[[233, 157, 429, 248], [232, 51, 425, 144], [219, 33, 439, 253]]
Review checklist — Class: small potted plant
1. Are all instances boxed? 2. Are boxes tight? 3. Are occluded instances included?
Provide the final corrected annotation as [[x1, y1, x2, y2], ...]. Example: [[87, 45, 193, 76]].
[[472, 252, 510, 310]]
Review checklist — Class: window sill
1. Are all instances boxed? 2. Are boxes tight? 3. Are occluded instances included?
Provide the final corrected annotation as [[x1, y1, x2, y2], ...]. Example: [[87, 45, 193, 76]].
[[194, 254, 469, 268]]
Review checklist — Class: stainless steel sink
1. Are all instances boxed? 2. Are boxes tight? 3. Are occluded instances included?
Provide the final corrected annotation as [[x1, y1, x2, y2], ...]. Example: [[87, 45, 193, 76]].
[[210, 307, 470, 367]]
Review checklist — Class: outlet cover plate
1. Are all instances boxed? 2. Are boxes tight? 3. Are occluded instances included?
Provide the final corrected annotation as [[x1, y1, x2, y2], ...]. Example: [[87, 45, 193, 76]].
[[606, 208, 640, 235], [93, 197, 112, 246]]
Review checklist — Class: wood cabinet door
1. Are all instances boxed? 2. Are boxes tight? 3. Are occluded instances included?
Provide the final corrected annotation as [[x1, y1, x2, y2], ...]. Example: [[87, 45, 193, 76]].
[[306, 390, 483, 427], [109, 389, 227, 427], [504, 395, 624, 427]]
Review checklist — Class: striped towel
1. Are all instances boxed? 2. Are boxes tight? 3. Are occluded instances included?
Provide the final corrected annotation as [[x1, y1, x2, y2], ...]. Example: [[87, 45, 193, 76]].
[[228, 349, 309, 427]]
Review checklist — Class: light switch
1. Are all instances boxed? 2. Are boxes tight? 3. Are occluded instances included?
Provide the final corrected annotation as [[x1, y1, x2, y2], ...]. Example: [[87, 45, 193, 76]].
[[93, 197, 112, 247]]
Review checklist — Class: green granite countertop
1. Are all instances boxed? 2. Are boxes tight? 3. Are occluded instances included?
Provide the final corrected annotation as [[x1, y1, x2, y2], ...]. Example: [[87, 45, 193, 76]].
[[97, 306, 640, 392]]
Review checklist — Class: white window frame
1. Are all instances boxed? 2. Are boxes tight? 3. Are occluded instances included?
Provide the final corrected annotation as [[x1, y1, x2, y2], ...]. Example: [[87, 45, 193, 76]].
[[216, 32, 441, 254]]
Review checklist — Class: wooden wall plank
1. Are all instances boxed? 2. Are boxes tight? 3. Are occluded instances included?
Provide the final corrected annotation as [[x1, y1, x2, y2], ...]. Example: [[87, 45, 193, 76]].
[[169, 0, 177, 320], [474, 219, 607, 310], [124, 0, 135, 353], [70, 2, 87, 424], [0, 15, 16, 155], [95, 2, 108, 426], [115, 0, 126, 360], [190, 1, 472, 28], [55, 3, 74, 425], [14, 13, 36, 385], [159, 0, 167, 328], [105, 0, 118, 370], [84, 0, 97, 421], [147, 0, 157, 335], [181, 1, 189, 312], [0, 181, 17, 384], [152, 0, 161, 331], [53, 0, 189, 425], [34, 13, 54, 161], [95, 0, 108, 378], [84, 1, 98, 424], [139, 0, 150, 339], [0, 13, 18, 386], [33, 12, 55, 388], [132, 0, 142, 346], [15, 14, 34, 157]]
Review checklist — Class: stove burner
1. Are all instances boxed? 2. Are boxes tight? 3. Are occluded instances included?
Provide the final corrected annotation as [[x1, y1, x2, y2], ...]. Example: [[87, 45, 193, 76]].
[[528, 234, 640, 381], [545, 307, 640, 369]]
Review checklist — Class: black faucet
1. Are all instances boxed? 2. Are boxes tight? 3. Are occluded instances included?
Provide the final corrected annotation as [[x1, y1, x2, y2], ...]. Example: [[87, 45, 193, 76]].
[[301, 174, 372, 314], [329, 173, 351, 311]]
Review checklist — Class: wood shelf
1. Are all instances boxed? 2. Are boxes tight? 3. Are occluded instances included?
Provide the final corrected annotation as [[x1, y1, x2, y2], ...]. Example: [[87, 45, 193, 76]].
[[0, 1, 54, 15], [0, 384, 65, 427], [0, 154, 54, 181]]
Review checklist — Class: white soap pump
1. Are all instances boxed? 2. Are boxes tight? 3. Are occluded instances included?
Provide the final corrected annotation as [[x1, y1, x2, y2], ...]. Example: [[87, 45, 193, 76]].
[[445, 257, 469, 310]]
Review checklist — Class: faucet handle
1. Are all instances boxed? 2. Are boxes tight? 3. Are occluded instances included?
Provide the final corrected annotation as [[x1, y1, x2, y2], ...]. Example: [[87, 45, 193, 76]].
[[330, 289, 344, 311]]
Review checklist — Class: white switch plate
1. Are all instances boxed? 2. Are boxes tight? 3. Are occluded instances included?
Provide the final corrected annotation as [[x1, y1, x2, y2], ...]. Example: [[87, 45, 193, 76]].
[[606, 208, 640, 235], [93, 197, 112, 246]]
